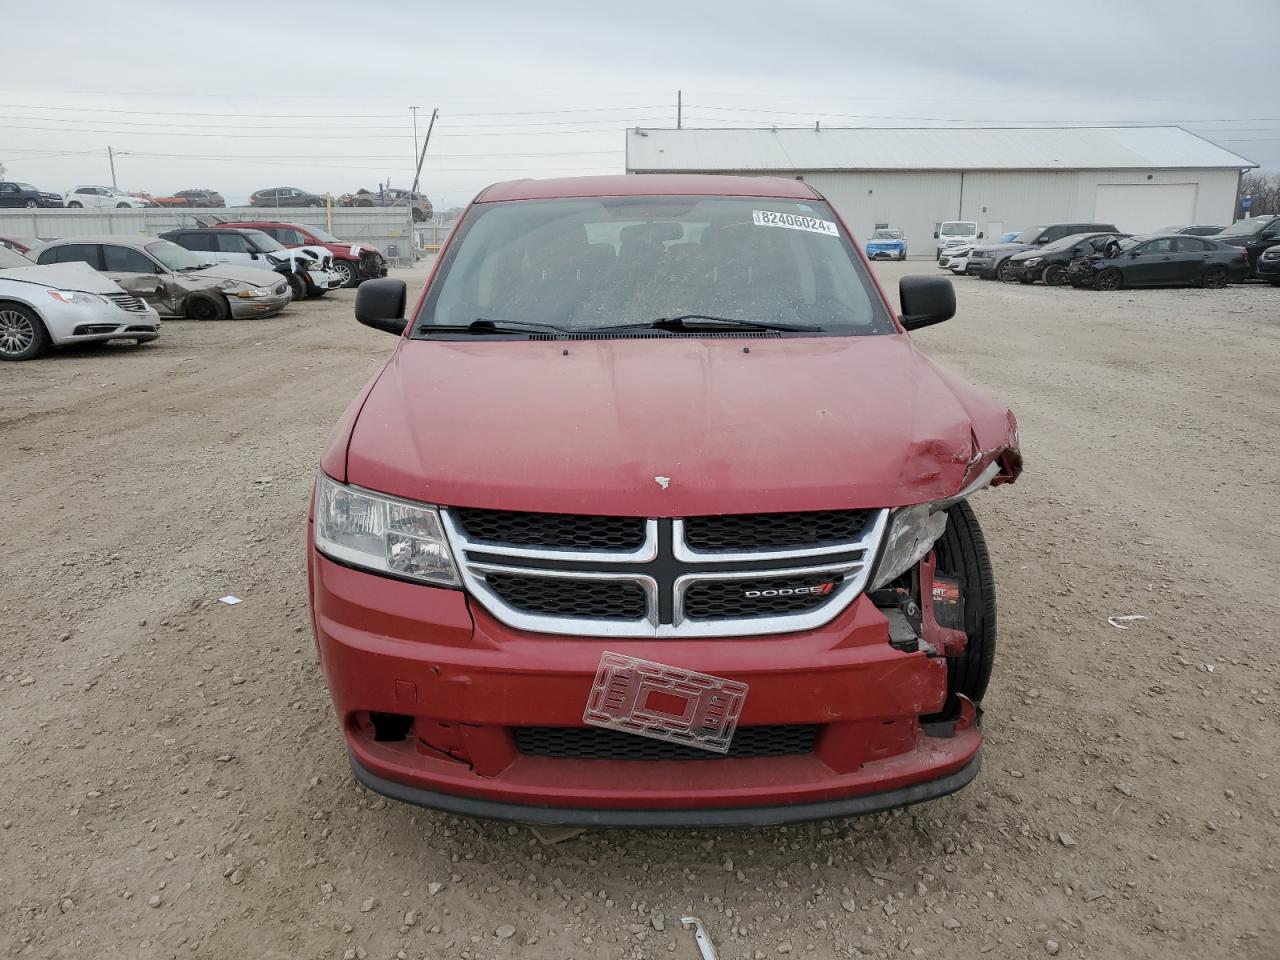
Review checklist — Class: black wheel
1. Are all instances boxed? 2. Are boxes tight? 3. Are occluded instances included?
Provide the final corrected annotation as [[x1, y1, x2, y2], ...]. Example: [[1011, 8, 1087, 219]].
[[186, 293, 229, 321], [1042, 264, 1068, 286], [286, 273, 307, 301], [996, 259, 1017, 282], [1201, 266, 1228, 289], [24, 199, 39, 209], [307, 200, 323, 208], [0, 303, 50, 361], [932, 500, 997, 704], [1095, 268, 1123, 291], [116, 202, 130, 209], [899, 251, 907, 261], [332, 260, 358, 288], [67, 201, 83, 208], [1269, 280, 1280, 287]]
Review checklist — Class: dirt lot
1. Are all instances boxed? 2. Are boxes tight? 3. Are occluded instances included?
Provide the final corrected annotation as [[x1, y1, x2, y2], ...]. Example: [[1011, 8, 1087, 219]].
[[3, 262, 1278, 960]]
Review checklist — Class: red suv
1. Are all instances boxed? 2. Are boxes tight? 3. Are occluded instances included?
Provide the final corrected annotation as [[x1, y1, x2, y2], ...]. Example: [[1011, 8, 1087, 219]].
[[215, 221, 386, 288], [307, 174, 1022, 826]]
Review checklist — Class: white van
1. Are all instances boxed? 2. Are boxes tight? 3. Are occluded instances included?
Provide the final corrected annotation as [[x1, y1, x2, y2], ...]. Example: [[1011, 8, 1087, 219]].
[[934, 221, 982, 260]]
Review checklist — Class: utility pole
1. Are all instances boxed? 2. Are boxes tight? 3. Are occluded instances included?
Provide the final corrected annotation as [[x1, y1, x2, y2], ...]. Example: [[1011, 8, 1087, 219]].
[[407, 108, 437, 264], [677, 90, 682, 129], [108, 146, 118, 189]]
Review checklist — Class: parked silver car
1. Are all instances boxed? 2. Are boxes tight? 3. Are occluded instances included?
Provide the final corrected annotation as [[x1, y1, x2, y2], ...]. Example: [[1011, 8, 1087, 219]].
[[32, 235, 291, 320], [0, 244, 161, 361]]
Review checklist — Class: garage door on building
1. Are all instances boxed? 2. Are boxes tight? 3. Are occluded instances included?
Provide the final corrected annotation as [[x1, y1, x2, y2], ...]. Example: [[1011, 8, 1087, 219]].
[[1094, 183, 1198, 234]]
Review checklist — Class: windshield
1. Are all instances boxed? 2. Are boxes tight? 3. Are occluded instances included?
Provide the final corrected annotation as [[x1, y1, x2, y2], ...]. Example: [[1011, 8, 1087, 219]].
[[1012, 226, 1046, 244], [870, 230, 902, 240], [242, 230, 286, 252], [0, 246, 33, 269], [1217, 217, 1269, 238], [418, 196, 894, 335], [940, 222, 975, 236], [145, 240, 211, 270], [304, 225, 339, 243], [1116, 236, 1145, 252], [17, 183, 37, 191]]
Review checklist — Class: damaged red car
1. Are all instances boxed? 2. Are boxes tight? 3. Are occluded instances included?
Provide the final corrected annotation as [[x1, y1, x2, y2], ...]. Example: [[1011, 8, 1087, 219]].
[[307, 174, 1021, 826]]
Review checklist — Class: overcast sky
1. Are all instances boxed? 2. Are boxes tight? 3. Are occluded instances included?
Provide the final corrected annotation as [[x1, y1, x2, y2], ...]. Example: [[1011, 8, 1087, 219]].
[[3, 0, 1276, 208]]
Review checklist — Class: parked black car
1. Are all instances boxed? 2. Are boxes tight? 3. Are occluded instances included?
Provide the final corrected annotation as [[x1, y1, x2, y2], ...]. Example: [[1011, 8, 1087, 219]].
[[1155, 225, 1224, 237], [967, 222, 1120, 280], [1255, 244, 1280, 285], [1213, 215, 1280, 272], [0, 181, 64, 208], [1005, 232, 1129, 285], [250, 187, 325, 208], [1069, 234, 1250, 290]]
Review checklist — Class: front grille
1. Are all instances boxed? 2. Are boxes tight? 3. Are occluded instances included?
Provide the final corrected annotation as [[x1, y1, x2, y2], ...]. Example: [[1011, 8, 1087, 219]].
[[684, 510, 871, 552], [444, 507, 886, 638], [454, 509, 646, 551], [106, 293, 146, 313], [514, 725, 819, 760], [484, 573, 648, 621], [683, 573, 844, 621]]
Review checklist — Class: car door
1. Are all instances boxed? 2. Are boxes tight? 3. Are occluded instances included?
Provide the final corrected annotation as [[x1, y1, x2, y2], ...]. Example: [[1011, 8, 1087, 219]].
[[100, 243, 179, 315], [212, 231, 258, 268], [0, 182, 20, 208], [1123, 238, 1176, 286], [1168, 236, 1212, 284]]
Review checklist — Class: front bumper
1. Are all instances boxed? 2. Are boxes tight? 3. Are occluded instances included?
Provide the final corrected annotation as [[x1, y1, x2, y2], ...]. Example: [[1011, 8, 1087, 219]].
[[40, 300, 162, 346], [1253, 256, 1280, 279], [310, 552, 982, 824], [307, 269, 345, 291], [228, 292, 290, 319], [865, 245, 905, 260], [966, 258, 996, 277], [1004, 261, 1037, 281]]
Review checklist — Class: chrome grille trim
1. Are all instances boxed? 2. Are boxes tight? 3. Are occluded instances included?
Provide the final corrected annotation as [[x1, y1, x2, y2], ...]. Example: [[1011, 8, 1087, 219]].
[[442, 508, 889, 639]]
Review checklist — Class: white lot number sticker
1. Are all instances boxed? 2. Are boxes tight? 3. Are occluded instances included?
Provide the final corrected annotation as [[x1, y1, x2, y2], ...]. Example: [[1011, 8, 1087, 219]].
[[753, 209, 839, 237]]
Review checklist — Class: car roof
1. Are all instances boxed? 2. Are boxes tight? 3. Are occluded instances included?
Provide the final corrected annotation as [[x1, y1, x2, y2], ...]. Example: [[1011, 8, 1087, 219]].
[[475, 174, 820, 203], [36, 234, 161, 247], [212, 220, 309, 229]]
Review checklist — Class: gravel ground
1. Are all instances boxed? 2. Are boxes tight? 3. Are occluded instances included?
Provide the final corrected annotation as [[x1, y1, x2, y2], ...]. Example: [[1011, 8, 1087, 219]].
[[2, 261, 1278, 960]]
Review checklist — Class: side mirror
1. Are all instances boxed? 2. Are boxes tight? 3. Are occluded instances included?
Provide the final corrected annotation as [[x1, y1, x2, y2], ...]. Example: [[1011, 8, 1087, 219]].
[[898, 275, 956, 332], [355, 278, 408, 335], [977, 232, 984, 239], [932, 231, 939, 239], [250, 252, 259, 260]]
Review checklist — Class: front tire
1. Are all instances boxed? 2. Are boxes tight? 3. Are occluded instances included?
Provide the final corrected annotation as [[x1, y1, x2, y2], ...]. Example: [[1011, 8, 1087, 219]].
[[996, 259, 1016, 282], [332, 260, 358, 288], [1042, 264, 1068, 286], [933, 500, 997, 704], [186, 293, 230, 321], [286, 273, 307, 301], [0, 303, 50, 361], [116, 202, 130, 209], [67, 201, 83, 209]]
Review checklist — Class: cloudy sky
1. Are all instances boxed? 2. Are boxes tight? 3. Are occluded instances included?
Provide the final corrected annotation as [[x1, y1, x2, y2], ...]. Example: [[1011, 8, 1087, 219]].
[[3, 0, 1275, 208]]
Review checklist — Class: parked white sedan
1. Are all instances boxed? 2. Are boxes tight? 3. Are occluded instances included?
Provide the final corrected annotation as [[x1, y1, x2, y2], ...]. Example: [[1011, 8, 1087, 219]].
[[0, 245, 161, 360], [65, 185, 150, 209]]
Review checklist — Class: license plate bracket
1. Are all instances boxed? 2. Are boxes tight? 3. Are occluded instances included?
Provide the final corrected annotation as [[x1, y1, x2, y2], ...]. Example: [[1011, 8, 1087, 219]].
[[583, 652, 748, 754]]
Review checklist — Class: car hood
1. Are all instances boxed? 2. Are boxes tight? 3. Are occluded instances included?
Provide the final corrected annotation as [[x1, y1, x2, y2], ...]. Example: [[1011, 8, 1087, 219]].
[[971, 242, 1027, 255], [341, 335, 1020, 515], [0, 261, 127, 293], [187, 263, 284, 287]]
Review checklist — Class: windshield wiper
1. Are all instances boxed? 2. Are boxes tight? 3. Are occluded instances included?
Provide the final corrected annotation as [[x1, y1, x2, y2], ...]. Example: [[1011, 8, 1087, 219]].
[[594, 314, 823, 333], [417, 317, 577, 336]]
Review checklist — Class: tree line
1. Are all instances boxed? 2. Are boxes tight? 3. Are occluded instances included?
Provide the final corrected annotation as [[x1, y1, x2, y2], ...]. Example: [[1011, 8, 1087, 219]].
[[1237, 171, 1280, 217]]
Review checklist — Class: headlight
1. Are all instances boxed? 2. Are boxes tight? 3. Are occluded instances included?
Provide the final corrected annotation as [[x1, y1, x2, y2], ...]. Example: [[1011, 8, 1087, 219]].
[[236, 287, 273, 298], [1022, 257, 1042, 268], [47, 290, 99, 305], [314, 473, 459, 586], [869, 462, 1001, 590]]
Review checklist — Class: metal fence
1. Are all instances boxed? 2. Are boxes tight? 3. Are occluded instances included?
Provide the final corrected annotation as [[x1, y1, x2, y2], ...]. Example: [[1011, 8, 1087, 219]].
[[0, 207, 457, 266]]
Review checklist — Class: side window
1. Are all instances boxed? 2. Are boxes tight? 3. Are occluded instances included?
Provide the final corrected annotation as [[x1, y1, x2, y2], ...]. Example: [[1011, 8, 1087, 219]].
[[180, 233, 217, 252], [42, 243, 101, 267], [0, 183, 15, 194], [75, 187, 93, 195], [1173, 237, 1207, 253], [1145, 238, 1175, 255], [215, 233, 251, 253], [103, 245, 160, 273], [1262, 220, 1280, 239]]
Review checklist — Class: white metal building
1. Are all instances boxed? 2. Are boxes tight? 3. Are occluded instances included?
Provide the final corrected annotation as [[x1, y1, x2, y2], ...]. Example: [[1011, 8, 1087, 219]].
[[625, 126, 1255, 254]]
